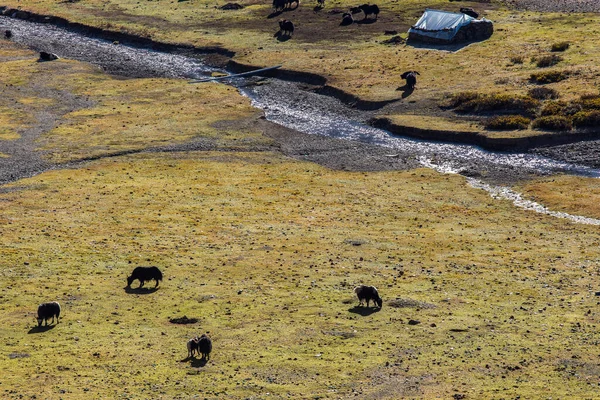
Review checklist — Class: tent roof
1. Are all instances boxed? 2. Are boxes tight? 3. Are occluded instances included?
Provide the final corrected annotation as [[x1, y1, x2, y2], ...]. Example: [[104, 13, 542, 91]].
[[408, 9, 474, 41]]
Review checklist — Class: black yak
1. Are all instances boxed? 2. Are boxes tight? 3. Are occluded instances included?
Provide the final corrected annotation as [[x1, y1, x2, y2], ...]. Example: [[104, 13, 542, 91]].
[[197, 334, 212, 360], [316, 0, 325, 8], [4, 30, 12, 39], [357, 4, 379, 20], [187, 337, 199, 358], [401, 70, 419, 90], [38, 51, 58, 62], [278, 19, 295, 36], [354, 285, 382, 308], [37, 301, 61, 327], [273, 0, 286, 11], [340, 12, 353, 26], [126, 266, 163, 288], [460, 7, 479, 19]]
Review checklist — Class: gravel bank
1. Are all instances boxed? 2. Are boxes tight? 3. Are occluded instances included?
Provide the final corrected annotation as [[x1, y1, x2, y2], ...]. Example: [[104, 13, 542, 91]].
[[505, 0, 600, 12]]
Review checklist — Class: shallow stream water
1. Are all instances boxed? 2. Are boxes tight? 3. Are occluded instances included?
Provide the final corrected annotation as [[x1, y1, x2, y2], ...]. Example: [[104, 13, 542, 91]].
[[2, 16, 600, 225]]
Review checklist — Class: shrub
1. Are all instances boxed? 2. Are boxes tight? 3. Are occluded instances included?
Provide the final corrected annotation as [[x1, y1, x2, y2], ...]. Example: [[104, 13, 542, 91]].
[[528, 87, 559, 100], [453, 94, 540, 116], [510, 55, 524, 64], [530, 70, 569, 84], [533, 54, 563, 68], [532, 115, 572, 131], [551, 42, 570, 52], [578, 96, 600, 110], [485, 115, 531, 130], [540, 101, 566, 116], [446, 92, 479, 108], [572, 111, 600, 128]]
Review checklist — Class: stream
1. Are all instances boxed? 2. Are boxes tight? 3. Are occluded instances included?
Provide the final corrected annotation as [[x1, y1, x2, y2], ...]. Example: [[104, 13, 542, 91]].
[[2, 15, 600, 225]]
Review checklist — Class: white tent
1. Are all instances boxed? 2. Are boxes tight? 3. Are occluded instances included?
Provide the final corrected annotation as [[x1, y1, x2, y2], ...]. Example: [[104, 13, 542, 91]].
[[408, 9, 490, 43]]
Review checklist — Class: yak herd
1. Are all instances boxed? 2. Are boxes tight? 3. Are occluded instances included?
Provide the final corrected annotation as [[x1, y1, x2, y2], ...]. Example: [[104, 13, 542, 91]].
[[273, 0, 422, 89], [275, 0, 380, 38], [35, 265, 383, 364]]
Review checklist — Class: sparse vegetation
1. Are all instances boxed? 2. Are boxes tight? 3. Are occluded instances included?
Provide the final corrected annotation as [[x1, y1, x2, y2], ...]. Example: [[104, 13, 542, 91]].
[[528, 86, 559, 100], [509, 55, 524, 64], [551, 41, 570, 52], [449, 93, 540, 116], [485, 115, 531, 130], [532, 115, 573, 131], [572, 110, 600, 128], [530, 70, 569, 84], [533, 54, 563, 68]]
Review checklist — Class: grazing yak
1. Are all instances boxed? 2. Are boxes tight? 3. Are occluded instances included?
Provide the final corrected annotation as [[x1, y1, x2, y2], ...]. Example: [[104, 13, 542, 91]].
[[38, 51, 58, 62], [187, 337, 199, 358], [273, 0, 298, 11], [460, 7, 479, 19], [37, 301, 61, 327], [197, 334, 212, 360], [354, 285, 383, 308], [278, 19, 295, 36], [126, 266, 163, 288], [401, 70, 419, 90], [340, 12, 354, 26], [316, 0, 325, 7], [355, 4, 379, 20]]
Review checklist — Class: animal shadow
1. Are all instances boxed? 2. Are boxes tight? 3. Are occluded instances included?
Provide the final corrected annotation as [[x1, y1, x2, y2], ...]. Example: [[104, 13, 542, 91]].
[[396, 84, 415, 98], [274, 31, 292, 42], [28, 324, 56, 334], [181, 356, 208, 367], [190, 357, 209, 368], [124, 286, 159, 295], [267, 10, 283, 19], [313, 5, 323, 11], [355, 18, 377, 25], [348, 305, 381, 316]]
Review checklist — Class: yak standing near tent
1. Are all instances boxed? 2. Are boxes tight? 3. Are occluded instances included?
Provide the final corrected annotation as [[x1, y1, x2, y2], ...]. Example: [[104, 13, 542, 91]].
[[401, 71, 419, 90]]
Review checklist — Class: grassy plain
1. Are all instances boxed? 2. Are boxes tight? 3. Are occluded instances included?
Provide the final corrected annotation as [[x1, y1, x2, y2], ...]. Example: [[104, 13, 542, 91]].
[[1, 5, 600, 400]]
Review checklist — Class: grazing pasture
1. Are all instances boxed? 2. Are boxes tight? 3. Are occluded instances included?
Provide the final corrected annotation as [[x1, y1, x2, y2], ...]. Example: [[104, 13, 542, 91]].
[[0, 6, 600, 399]]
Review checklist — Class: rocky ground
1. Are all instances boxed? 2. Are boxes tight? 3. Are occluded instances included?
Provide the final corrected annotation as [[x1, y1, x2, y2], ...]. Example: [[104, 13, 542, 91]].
[[505, 0, 600, 12]]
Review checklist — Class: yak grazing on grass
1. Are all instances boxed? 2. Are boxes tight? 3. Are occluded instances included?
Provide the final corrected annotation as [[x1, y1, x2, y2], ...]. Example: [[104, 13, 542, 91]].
[[278, 19, 295, 36], [197, 334, 212, 360], [354, 285, 383, 308], [187, 337, 199, 358], [37, 301, 61, 327], [357, 4, 379, 20], [126, 266, 163, 288]]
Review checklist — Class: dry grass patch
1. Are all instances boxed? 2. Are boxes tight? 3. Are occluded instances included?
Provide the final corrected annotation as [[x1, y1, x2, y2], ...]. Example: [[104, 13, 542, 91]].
[[516, 175, 600, 219]]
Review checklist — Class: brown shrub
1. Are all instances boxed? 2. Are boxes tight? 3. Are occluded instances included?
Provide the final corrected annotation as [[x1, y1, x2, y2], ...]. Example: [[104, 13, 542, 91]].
[[532, 115, 572, 131], [572, 111, 600, 128], [528, 87, 559, 100], [550, 42, 570, 52], [533, 54, 563, 68], [485, 115, 531, 131], [453, 94, 540, 116], [530, 70, 569, 84]]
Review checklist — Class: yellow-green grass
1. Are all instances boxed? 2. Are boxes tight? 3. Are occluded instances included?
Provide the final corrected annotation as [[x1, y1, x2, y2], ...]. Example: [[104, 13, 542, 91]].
[[2, 151, 600, 398], [516, 174, 600, 219], [41, 76, 266, 163], [0, 40, 270, 163]]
